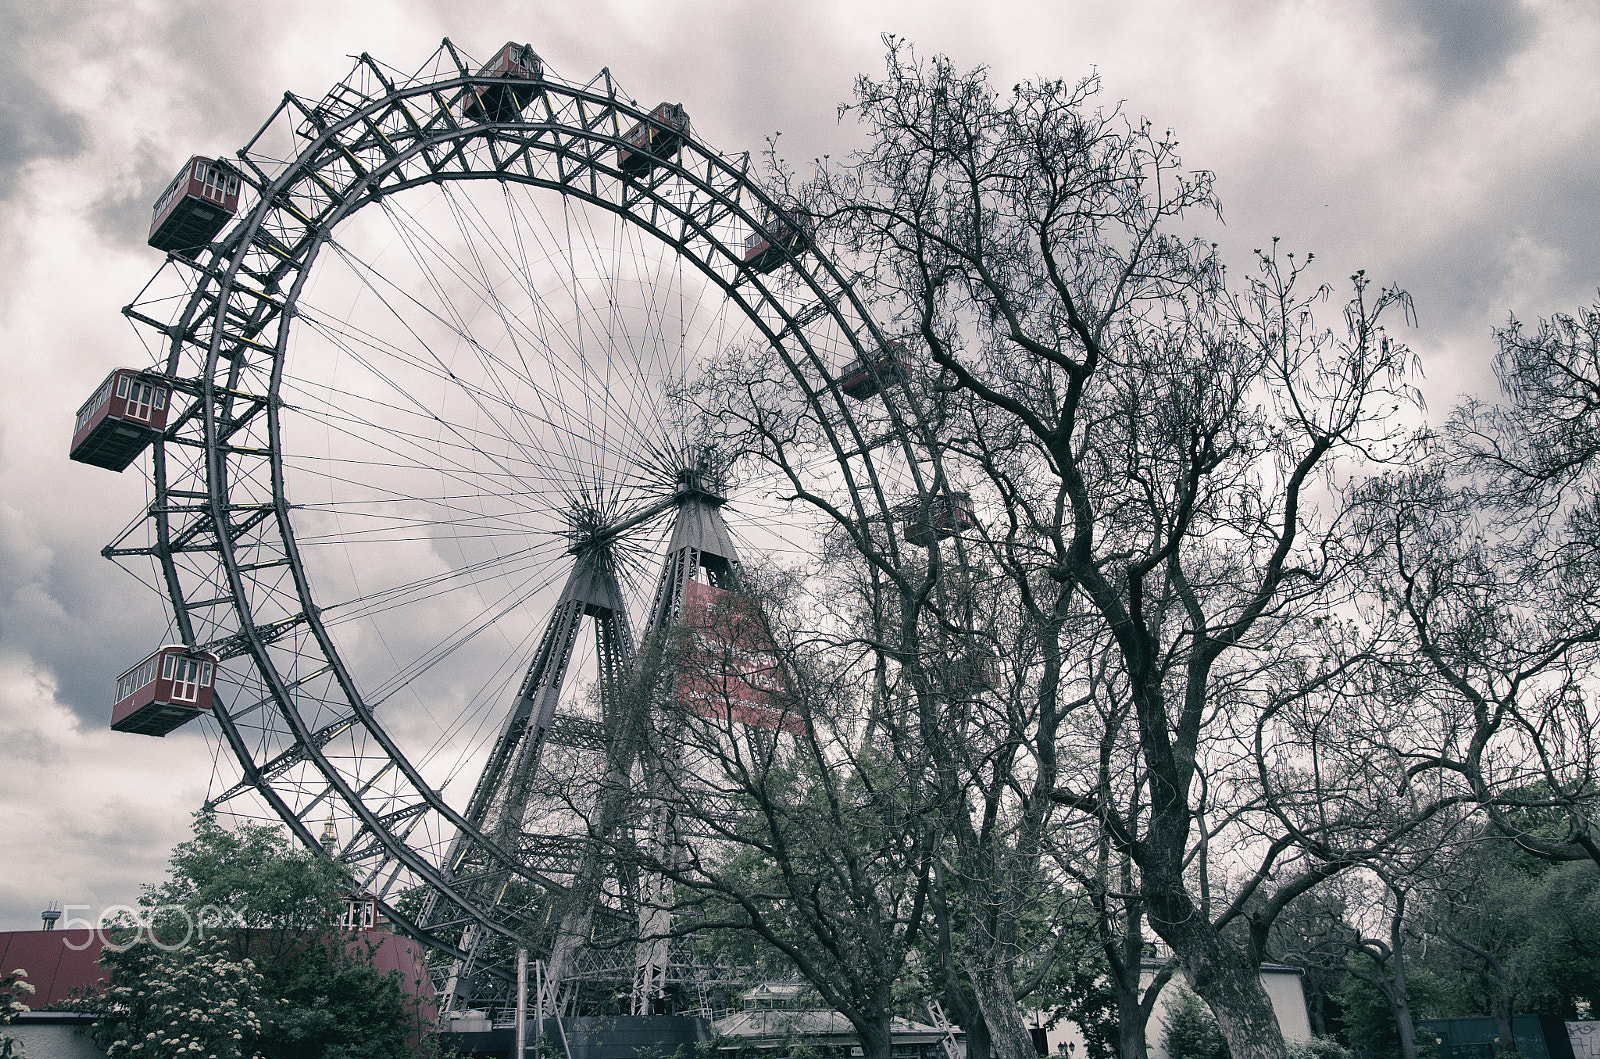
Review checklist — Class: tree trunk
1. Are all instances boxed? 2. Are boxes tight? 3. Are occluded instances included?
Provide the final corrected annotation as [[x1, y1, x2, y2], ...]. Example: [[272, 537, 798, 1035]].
[[938, 940, 991, 1059], [1494, 997, 1515, 1057], [1144, 873, 1286, 1059], [1181, 959, 1286, 1059], [1388, 891, 1420, 1059], [965, 955, 1036, 1059], [1116, 985, 1152, 1059], [1150, 904, 1285, 1059], [964, 1008, 994, 1059], [1102, 854, 1160, 1059], [858, 1014, 897, 1059], [1393, 990, 1420, 1059]]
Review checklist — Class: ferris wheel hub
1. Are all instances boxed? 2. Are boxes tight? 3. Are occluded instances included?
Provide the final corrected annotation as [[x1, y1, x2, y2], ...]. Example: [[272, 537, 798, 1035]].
[[656, 440, 728, 506]]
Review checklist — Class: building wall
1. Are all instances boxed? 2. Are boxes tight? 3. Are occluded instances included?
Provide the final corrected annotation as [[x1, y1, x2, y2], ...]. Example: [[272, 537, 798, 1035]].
[[0, 930, 108, 1005], [1144, 965, 1312, 1059], [1262, 969, 1314, 1043], [1045, 963, 1312, 1059], [0, 927, 434, 1016]]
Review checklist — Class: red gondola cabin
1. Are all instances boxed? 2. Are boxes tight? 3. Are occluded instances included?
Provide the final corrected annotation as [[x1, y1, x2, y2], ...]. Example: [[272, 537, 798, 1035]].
[[744, 209, 810, 274], [149, 157, 240, 256], [903, 492, 979, 547], [945, 644, 999, 696], [617, 102, 690, 176], [839, 341, 909, 400], [457, 42, 543, 123], [110, 645, 218, 737], [70, 368, 173, 471], [335, 893, 380, 932]]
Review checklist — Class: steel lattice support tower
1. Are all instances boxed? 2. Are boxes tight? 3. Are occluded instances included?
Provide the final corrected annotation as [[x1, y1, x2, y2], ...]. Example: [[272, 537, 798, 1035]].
[[429, 458, 744, 1015], [430, 543, 637, 1011]]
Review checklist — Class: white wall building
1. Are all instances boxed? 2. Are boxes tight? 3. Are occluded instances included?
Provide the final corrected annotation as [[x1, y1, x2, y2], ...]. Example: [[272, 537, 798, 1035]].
[[1144, 961, 1313, 1059], [1045, 960, 1313, 1059]]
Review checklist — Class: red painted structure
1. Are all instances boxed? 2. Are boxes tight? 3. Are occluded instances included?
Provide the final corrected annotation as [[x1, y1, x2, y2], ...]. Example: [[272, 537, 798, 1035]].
[[0, 930, 107, 1006], [838, 341, 909, 400], [110, 645, 218, 737], [903, 492, 979, 547], [148, 156, 240, 256], [617, 102, 690, 176], [69, 368, 173, 471], [0, 928, 435, 1016], [743, 209, 809, 274], [457, 41, 543, 123], [678, 581, 805, 735]]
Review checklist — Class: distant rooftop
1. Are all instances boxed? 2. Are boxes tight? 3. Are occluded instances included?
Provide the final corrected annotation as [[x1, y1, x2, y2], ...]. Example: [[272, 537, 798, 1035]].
[[715, 1007, 947, 1043]]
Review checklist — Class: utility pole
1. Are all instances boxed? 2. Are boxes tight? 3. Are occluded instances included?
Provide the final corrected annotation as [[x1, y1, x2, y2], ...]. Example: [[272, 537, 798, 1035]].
[[517, 948, 529, 1059]]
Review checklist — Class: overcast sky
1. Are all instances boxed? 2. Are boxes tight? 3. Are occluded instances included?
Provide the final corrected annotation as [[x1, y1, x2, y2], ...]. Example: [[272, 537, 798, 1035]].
[[2, 0, 1597, 931]]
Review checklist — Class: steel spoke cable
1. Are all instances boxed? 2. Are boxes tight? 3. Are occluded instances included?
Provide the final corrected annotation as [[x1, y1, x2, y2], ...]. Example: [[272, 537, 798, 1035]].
[[374, 188, 609, 487], [494, 180, 598, 451], [396, 187, 607, 425], [320, 547, 558, 625], [299, 251, 659, 505], [281, 361, 548, 466], [284, 312, 650, 504], [285, 306, 569, 490], [363, 560, 556, 709], [316, 542, 564, 626], [494, 184, 663, 463], [433, 184, 565, 471], [440, 181, 731, 509], [316, 231, 574, 502]]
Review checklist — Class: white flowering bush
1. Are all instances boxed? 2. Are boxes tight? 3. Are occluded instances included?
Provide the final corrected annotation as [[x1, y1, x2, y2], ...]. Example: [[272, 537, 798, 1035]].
[[73, 813, 440, 1059], [2, 966, 34, 1059], [90, 933, 264, 1059]]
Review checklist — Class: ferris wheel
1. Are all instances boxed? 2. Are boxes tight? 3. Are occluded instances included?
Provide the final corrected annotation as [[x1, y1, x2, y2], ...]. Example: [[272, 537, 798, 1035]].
[[89, 39, 973, 1015]]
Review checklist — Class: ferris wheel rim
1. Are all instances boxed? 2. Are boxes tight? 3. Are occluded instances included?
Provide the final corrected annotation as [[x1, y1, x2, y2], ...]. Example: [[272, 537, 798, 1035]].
[[118, 39, 939, 992]]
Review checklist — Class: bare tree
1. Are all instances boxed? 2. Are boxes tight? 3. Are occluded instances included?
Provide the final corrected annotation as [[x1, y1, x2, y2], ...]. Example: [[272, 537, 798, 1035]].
[[1452, 298, 1600, 512], [1351, 459, 1600, 866], [624, 566, 936, 1059], [779, 40, 1437, 1059], [1081, 850, 1176, 1059], [1403, 297, 1600, 860], [1341, 866, 1443, 1059]]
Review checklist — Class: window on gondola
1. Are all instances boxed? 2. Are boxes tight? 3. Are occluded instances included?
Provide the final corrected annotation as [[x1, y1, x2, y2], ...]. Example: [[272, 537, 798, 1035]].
[[75, 382, 111, 432], [171, 657, 201, 702], [126, 381, 155, 422]]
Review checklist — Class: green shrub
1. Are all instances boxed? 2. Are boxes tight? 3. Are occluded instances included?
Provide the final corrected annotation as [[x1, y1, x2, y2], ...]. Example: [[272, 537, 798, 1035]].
[[1164, 988, 1230, 1059], [1287, 1037, 1352, 1059]]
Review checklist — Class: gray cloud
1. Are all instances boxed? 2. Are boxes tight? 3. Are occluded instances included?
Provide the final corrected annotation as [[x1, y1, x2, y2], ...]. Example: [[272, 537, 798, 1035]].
[[89, 139, 178, 250], [1375, 0, 1536, 95], [0, 496, 169, 728], [0, 7, 87, 197]]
